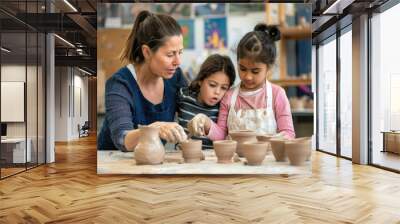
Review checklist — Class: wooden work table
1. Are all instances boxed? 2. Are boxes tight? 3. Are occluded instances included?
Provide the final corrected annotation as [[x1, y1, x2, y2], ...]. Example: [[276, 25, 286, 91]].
[[97, 150, 310, 175]]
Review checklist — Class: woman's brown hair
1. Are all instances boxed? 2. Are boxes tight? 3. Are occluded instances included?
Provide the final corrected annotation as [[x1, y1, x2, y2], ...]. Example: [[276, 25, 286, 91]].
[[121, 10, 182, 64]]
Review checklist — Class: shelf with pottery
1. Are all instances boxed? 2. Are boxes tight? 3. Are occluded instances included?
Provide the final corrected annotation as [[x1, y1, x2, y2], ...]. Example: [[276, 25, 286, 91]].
[[97, 150, 310, 175], [265, 4, 312, 86], [292, 109, 313, 116]]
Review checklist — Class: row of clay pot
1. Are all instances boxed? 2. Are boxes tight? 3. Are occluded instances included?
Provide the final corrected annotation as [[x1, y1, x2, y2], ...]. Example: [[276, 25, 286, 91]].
[[229, 130, 312, 166], [179, 139, 268, 166], [213, 140, 268, 165], [134, 126, 311, 166], [289, 96, 314, 111], [180, 130, 312, 166], [270, 137, 311, 166], [226, 130, 272, 165]]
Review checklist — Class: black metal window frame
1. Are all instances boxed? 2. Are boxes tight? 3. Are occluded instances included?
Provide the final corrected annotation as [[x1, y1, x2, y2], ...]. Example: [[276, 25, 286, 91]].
[[367, 0, 400, 173], [314, 19, 352, 161], [0, 0, 47, 180], [315, 0, 400, 173]]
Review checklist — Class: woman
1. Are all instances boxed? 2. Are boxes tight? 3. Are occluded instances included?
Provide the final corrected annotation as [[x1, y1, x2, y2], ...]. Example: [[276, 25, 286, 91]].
[[98, 10, 188, 152]]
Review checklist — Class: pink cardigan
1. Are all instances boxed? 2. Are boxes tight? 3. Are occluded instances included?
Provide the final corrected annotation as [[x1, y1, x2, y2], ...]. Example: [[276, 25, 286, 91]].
[[208, 83, 295, 140]]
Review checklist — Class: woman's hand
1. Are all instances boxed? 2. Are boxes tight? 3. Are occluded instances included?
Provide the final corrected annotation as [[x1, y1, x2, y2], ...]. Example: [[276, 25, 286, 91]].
[[187, 114, 211, 137], [149, 122, 187, 143]]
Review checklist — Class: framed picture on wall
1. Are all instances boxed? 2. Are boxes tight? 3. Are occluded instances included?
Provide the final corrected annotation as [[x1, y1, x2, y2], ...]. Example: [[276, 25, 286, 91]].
[[178, 19, 195, 49], [204, 17, 227, 49]]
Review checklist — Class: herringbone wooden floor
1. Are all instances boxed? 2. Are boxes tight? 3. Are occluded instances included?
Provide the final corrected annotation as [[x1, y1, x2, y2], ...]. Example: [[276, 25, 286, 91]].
[[1, 135, 400, 223]]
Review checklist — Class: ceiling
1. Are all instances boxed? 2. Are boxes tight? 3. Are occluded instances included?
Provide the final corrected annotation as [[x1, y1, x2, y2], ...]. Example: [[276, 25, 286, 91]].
[[311, 0, 391, 42], [1, 0, 395, 74], [0, 0, 96, 75]]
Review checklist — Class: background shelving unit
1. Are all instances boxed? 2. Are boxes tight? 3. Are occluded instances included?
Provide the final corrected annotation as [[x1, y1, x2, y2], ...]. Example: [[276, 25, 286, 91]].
[[266, 4, 312, 87], [265, 4, 313, 137]]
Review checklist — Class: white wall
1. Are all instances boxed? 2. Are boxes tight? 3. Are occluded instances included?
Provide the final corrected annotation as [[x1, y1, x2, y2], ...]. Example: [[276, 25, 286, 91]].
[[55, 66, 68, 141], [54, 67, 89, 141], [1, 65, 26, 81], [72, 73, 89, 138]]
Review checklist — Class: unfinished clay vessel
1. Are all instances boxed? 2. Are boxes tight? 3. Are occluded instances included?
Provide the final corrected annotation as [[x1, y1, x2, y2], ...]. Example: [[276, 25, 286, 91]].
[[179, 140, 204, 163], [229, 130, 257, 157], [134, 125, 165, 165], [242, 141, 268, 165], [285, 137, 311, 166], [256, 134, 274, 152], [295, 137, 312, 161], [270, 137, 287, 162], [256, 134, 274, 142], [213, 140, 237, 163]]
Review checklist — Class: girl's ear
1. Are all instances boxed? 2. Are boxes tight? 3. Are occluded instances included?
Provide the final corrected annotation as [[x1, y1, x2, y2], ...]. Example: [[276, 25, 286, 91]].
[[142, 44, 152, 60]]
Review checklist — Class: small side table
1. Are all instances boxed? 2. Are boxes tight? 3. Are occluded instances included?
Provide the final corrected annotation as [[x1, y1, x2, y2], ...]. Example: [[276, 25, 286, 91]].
[[381, 131, 400, 154]]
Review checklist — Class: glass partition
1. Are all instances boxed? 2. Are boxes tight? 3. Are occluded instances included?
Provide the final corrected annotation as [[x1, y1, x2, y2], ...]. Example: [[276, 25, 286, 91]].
[[0, 0, 46, 179], [1, 30, 28, 178], [317, 36, 337, 155], [339, 28, 352, 158], [371, 3, 400, 171]]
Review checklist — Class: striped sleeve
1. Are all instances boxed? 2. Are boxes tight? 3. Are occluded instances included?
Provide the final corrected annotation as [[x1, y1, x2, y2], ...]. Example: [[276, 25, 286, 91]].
[[177, 87, 220, 149]]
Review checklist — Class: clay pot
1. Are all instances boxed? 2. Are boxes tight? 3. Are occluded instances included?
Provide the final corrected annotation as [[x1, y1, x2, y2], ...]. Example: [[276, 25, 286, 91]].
[[242, 141, 268, 165], [285, 137, 311, 166], [213, 140, 237, 163], [179, 140, 204, 163], [289, 97, 304, 110], [256, 134, 274, 152], [256, 134, 274, 142], [270, 137, 287, 162], [305, 99, 314, 110], [229, 130, 257, 157], [294, 137, 312, 161], [134, 125, 165, 165]]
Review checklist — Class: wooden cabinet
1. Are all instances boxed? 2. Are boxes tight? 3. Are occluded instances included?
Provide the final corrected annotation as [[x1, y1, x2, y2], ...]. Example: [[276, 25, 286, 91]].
[[382, 131, 400, 154]]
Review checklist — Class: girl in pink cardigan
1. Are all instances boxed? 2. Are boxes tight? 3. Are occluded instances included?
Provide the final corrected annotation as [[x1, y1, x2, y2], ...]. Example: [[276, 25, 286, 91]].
[[188, 23, 295, 140]]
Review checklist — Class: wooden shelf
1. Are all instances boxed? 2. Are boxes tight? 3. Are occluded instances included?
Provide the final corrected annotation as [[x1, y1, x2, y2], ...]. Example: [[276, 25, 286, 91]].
[[292, 109, 314, 116], [265, 4, 312, 89], [280, 26, 312, 40], [270, 78, 312, 87]]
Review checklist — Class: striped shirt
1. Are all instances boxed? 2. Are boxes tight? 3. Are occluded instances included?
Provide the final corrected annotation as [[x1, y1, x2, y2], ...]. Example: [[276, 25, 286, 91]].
[[177, 87, 219, 149]]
